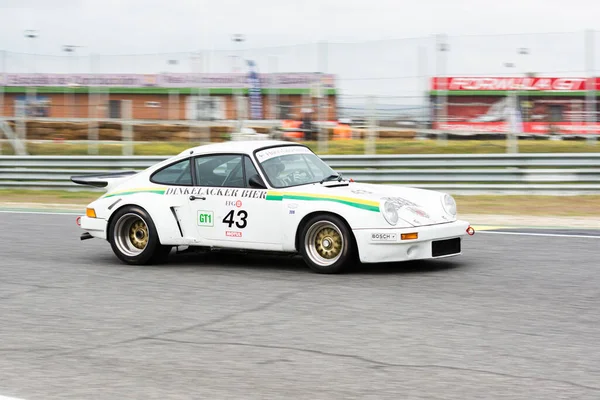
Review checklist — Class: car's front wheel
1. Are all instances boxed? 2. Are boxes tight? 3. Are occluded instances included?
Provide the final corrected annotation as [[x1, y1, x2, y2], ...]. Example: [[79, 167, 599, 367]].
[[108, 206, 171, 265], [299, 214, 355, 274]]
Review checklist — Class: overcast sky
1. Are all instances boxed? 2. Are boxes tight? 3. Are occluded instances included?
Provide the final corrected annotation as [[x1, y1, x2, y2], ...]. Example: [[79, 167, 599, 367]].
[[1, 0, 600, 101]]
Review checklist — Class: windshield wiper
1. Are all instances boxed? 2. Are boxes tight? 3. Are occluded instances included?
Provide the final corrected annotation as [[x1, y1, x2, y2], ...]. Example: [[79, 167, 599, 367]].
[[320, 173, 343, 184]]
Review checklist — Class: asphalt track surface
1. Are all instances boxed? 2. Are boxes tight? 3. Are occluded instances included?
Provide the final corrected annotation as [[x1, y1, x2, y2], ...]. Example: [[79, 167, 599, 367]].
[[1, 212, 600, 400]]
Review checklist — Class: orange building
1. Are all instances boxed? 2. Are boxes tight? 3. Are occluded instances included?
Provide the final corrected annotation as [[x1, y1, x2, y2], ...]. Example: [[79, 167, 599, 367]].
[[0, 72, 338, 121]]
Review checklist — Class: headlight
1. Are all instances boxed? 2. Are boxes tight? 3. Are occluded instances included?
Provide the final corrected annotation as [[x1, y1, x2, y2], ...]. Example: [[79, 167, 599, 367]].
[[381, 200, 399, 226], [441, 194, 457, 216]]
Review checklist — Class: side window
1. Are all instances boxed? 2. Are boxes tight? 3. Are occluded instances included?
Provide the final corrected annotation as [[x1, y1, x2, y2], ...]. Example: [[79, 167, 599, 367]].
[[150, 159, 193, 186], [195, 154, 244, 187], [244, 156, 260, 187]]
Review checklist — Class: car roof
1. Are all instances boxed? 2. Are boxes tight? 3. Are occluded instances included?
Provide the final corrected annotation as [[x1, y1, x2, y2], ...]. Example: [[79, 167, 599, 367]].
[[177, 140, 305, 157]]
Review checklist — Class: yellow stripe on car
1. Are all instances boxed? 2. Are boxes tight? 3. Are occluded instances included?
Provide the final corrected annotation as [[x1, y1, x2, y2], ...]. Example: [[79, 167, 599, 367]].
[[102, 187, 167, 198], [266, 191, 380, 212]]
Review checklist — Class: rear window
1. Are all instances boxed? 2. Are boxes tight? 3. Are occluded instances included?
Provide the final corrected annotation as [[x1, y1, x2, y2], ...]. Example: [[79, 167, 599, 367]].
[[150, 159, 193, 186]]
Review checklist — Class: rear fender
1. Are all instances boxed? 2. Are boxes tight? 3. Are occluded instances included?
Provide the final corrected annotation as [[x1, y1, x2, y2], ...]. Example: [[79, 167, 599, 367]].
[[104, 193, 187, 245]]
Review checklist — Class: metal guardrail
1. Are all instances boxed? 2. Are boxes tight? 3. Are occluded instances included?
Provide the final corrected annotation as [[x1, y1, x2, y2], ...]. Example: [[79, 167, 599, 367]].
[[1, 154, 600, 194]]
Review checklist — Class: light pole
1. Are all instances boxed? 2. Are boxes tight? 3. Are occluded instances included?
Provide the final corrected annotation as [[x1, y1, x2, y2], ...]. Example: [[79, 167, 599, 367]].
[[0, 50, 5, 119], [504, 62, 519, 153], [268, 55, 279, 120], [585, 29, 596, 143], [517, 48, 530, 123], [232, 34, 245, 124], [193, 51, 207, 123], [24, 30, 38, 73], [167, 59, 178, 70], [166, 59, 179, 121], [232, 34, 245, 71], [435, 35, 449, 143], [63, 45, 81, 118], [24, 30, 39, 122], [166, 59, 179, 119]]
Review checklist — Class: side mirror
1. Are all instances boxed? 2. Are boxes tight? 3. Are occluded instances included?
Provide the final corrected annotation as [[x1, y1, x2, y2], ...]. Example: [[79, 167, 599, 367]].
[[248, 174, 267, 189]]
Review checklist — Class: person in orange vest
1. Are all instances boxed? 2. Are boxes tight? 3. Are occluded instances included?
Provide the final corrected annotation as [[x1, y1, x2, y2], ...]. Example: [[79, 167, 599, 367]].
[[333, 118, 352, 140], [281, 117, 303, 141]]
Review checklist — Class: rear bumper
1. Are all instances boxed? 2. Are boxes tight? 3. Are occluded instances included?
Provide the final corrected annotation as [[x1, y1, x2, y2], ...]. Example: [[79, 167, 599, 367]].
[[80, 216, 107, 240], [353, 220, 470, 263]]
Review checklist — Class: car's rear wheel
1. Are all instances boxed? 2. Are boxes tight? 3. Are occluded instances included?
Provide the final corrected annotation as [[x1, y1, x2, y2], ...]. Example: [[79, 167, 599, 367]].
[[300, 214, 355, 274], [108, 206, 171, 265]]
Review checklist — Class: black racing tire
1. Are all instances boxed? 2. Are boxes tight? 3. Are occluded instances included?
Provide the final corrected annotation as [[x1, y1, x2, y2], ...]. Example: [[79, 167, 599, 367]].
[[108, 206, 171, 265], [299, 214, 356, 274]]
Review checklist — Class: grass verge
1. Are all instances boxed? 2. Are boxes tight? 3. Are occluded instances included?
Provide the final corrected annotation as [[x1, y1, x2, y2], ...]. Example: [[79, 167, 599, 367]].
[[0, 189, 598, 217], [454, 195, 600, 217], [0, 189, 102, 205], [1, 139, 599, 156]]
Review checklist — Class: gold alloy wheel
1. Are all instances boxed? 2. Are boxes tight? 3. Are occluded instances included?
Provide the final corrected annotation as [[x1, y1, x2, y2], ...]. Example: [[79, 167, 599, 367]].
[[304, 221, 345, 266], [315, 227, 342, 259], [114, 213, 150, 257], [129, 220, 149, 250]]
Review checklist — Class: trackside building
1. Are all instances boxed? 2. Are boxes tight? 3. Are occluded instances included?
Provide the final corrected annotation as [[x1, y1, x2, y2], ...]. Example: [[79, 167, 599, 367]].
[[0, 72, 338, 121]]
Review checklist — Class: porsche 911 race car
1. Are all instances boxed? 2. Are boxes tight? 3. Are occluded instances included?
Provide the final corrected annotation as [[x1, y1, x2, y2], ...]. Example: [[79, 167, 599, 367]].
[[72, 140, 473, 273]]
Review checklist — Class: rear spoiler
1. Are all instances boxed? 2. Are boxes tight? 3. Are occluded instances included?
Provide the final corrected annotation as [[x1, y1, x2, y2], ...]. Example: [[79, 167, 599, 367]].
[[70, 171, 138, 188]]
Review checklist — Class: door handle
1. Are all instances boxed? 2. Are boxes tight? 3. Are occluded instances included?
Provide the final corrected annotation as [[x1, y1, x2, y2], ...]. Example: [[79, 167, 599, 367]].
[[189, 195, 206, 201]]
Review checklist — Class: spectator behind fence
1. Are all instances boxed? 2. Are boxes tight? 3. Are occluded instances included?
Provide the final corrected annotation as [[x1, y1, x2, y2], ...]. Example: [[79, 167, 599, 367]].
[[333, 118, 352, 140]]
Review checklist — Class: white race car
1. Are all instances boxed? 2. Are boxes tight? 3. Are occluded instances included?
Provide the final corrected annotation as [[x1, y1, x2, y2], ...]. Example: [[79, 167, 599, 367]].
[[72, 140, 473, 273]]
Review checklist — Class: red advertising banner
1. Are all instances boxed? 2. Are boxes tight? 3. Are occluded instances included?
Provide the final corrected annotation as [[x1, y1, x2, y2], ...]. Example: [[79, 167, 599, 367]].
[[431, 77, 600, 91], [433, 121, 600, 134], [430, 77, 600, 134]]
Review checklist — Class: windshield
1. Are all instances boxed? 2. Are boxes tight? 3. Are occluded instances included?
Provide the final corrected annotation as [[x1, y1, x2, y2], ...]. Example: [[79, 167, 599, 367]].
[[255, 146, 337, 188]]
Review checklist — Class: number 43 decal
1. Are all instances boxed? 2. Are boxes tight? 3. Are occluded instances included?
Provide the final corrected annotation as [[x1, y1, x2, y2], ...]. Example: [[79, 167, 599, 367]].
[[223, 209, 248, 229]]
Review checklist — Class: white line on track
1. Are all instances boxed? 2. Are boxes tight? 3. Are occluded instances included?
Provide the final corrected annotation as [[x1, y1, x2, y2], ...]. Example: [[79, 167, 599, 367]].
[[0, 395, 27, 400], [478, 231, 600, 239], [0, 210, 80, 216]]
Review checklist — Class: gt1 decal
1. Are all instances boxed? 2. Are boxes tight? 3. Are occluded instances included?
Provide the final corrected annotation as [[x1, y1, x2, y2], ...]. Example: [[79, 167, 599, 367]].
[[225, 231, 243, 237], [166, 187, 267, 199], [371, 233, 398, 242], [223, 209, 248, 229], [197, 211, 214, 227]]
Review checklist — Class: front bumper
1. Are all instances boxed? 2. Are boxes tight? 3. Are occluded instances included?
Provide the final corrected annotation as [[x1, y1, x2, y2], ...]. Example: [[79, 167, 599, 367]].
[[79, 216, 108, 240], [353, 220, 470, 263]]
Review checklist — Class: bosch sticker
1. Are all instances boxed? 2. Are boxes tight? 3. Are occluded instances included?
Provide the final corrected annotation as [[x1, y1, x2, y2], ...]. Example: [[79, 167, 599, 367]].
[[371, 232, 397, 242]]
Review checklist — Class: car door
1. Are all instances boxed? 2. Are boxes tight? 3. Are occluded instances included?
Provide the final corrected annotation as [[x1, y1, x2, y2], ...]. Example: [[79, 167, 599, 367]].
[[188, 153, 282, 250], [147, 156, 198, 244]]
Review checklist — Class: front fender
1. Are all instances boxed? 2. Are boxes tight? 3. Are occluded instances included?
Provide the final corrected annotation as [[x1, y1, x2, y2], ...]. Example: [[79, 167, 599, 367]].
[[278, 199, 408, 252]]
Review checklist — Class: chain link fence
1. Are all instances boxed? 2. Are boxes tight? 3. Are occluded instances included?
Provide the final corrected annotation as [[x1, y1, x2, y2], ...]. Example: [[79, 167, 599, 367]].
[[0, 30, 599, 154]]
